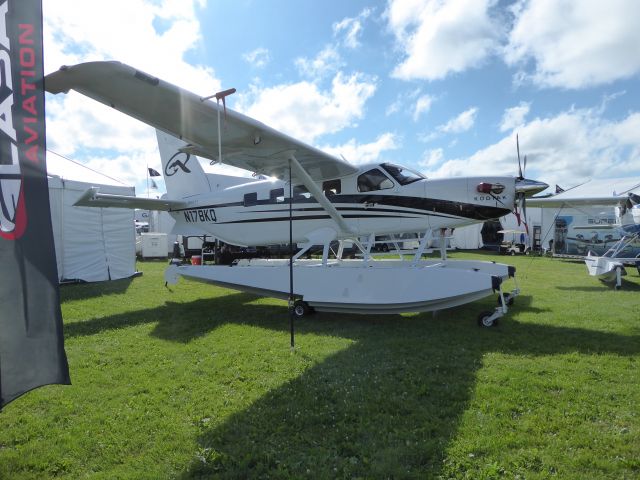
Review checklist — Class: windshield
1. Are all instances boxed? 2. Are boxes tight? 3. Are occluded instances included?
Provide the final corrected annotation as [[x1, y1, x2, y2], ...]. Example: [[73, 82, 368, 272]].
[[381, 163, 425, 185]]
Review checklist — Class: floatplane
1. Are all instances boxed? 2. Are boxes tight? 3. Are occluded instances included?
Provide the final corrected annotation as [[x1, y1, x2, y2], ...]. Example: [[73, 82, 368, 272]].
[[45, 61, 548, 326], [530, 192, 640, 289]]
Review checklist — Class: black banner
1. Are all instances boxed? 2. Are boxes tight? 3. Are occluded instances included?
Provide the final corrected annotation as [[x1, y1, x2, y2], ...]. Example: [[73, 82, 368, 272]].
[[0, 0, 70, 409]]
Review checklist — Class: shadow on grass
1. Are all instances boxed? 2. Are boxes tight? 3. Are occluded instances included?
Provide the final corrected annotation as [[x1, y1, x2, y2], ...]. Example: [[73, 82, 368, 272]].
[[63, 292, 255, 341], [556, 280, 640, 292], [59, 275, 136, 301], [175, 305, 639, 478], [61, 292, 639, 478]]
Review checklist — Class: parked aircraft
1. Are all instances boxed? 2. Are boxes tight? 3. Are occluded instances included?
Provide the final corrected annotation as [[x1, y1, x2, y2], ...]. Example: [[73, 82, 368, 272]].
[[529, 193, 640, 288], [45, 61, 548, 325]]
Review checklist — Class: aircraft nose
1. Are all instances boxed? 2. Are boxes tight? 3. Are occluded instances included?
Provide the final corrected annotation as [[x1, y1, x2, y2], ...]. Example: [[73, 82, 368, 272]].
[[515, 178, 548, 197]]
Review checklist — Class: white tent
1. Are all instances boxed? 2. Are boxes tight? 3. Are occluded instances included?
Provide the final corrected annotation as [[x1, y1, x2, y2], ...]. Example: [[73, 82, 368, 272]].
[[452, 224, 483, 249], [47, 153, 137, 282]]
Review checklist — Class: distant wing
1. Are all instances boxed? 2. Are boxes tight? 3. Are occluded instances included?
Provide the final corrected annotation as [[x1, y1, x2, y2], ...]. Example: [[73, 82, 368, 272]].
[[527, 195, 631, 208], [74, 187, 186, 211], [45, 61, 358, 182], [572, 225, 616, 230]]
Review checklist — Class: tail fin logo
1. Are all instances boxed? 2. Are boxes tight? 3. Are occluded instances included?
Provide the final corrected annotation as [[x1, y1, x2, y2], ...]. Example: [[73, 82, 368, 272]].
[[165, 152, 191, 176]]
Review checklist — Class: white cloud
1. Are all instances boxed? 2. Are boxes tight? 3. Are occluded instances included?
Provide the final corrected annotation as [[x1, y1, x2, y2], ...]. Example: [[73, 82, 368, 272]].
[[387, 0, 503, 81], [439, 107, 478, 134], [43, 0, 217, 192], [320, 133, 401, 165], [412, 94, 434, 122], [419, 148, 444, 169], [333, 8, 373, 49], [385, 88, 424, 117], [295, 46, 343, 78], [236, 72, 377, 144], [385, 98, 402, 117], [505, 0, 640, 89], [243, 47, 270, 68], [426, 108, 640, 189], [46, 93, 155, 157], [43, 0, 216, 93], [500, 101, 531, 132]]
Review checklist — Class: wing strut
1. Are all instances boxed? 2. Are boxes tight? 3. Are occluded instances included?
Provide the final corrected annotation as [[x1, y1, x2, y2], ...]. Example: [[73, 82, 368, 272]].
[[287, 153, 353, 236]]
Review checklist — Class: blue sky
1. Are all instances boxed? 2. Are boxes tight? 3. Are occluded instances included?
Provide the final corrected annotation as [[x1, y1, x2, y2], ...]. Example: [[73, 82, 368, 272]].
[[43, 0, 640, 196]]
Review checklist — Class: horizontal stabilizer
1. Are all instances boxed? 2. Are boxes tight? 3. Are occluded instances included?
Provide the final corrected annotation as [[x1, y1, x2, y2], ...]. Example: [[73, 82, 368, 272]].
[[73, 187, 186, 211]]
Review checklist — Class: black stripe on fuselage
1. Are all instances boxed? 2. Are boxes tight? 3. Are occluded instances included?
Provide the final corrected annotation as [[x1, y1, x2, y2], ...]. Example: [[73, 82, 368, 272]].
[[217, 213, 423, 225], [171, 194, 511, 221]]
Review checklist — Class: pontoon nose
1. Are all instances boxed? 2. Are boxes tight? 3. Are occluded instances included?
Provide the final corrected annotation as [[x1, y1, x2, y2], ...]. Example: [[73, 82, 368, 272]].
[[515, 178, 548, 197]]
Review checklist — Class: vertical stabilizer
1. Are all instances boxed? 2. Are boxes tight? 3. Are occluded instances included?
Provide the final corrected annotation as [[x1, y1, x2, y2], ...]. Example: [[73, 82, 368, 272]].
[[156, 130, 211, 199]]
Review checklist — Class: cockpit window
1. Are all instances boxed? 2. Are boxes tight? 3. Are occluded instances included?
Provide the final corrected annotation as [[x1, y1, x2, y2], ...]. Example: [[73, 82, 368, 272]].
[[381, 163, 425, 186], [357, 169, 394, 192]]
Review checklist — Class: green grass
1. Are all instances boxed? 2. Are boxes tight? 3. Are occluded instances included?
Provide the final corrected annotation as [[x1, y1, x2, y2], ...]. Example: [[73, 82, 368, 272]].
[[1, 252, 639, 479]]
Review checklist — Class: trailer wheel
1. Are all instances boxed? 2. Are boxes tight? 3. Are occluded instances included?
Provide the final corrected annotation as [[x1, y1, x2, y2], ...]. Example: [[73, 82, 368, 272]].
[[293, 300, 310, 318], [477, 311, 498, 328]]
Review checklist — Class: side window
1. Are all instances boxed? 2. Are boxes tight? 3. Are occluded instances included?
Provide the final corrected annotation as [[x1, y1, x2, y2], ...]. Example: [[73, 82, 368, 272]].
[[243, 192, 258, 207], [270, 188, 284, 203], [322, 179, 341, 195], [293, 185, 313, 200], [357, 169, 394, 192]]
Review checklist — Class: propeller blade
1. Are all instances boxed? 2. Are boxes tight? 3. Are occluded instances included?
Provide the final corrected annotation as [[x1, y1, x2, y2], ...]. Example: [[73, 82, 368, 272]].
[[514, 192, 522, 226], [523, 154, 527, 177], [522, 195, 529, 235], [516, 134, 522, 179]]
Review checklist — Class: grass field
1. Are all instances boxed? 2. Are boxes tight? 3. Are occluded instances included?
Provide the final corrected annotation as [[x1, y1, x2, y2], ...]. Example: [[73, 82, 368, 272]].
[[1, 252, 639, 479]]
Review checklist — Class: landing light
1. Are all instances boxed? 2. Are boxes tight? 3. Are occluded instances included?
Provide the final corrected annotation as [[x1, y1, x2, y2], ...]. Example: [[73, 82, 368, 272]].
[[477, 182, 505, 194]]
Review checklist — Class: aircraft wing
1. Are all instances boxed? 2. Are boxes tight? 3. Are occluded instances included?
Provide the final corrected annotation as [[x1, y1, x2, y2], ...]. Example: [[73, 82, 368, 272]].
[[527, 195, 634, 208], [572, 225, 616, 230], [74, 187, 187, 211], [45, 61, 358, 183]]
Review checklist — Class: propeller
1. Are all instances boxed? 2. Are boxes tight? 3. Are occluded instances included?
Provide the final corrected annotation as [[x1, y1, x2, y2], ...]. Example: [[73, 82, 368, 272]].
[[517, 134, 523, 179], [514, 135, 530, 234]]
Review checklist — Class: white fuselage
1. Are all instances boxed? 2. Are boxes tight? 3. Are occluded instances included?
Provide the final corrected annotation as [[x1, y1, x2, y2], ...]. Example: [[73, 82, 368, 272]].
[[167, 164, 516, 246]]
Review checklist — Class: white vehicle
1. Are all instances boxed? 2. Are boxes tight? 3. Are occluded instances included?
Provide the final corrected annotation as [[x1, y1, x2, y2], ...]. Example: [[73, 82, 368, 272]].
[[498, 230, 530, 256], [45, 61, 548, 325]]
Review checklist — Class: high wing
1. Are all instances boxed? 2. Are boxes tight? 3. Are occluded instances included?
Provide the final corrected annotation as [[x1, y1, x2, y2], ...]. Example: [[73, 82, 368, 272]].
[[45, 61, 358, 183], [528, 192, 639, 208], [74, 187, 187, 211], [572, 225, 617, 230]]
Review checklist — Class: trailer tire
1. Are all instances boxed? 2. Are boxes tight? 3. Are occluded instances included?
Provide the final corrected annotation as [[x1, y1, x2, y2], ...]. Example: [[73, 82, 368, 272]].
[[293, 300, 310, 318], [477, 311, 498, 328]]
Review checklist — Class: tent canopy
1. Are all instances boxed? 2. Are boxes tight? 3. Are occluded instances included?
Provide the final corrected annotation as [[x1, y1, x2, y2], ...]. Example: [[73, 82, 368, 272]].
[[47, 152, 136, 282]]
